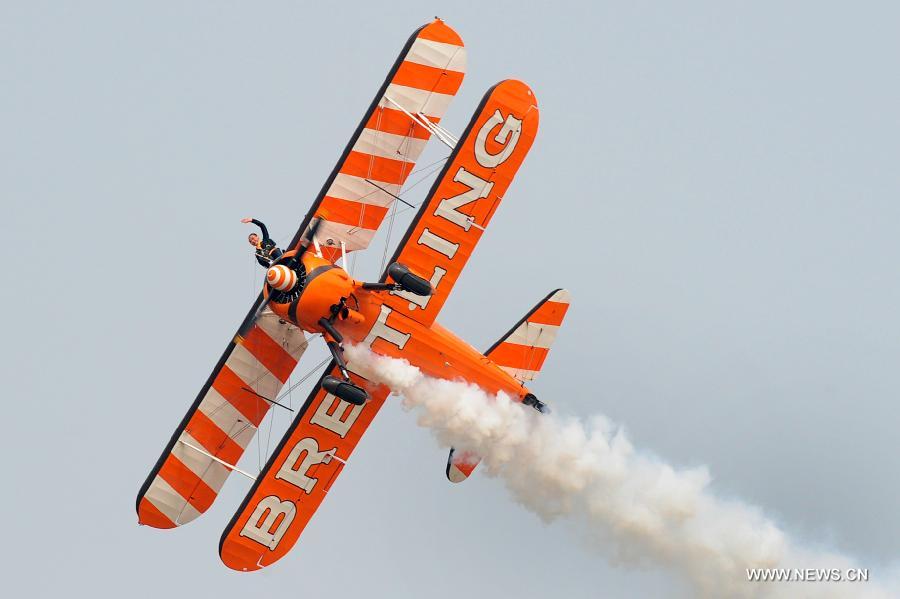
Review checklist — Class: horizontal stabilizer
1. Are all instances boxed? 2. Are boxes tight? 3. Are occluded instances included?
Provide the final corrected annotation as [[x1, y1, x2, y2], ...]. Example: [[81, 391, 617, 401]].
[[486, 288, 570, 383], [446, 289, 570, 483]]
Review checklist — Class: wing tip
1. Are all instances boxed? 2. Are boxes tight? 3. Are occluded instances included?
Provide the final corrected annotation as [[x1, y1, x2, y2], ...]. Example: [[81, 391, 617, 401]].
[[548, 288, 571, 304], [420, 18, 464, 47], [219, 541, 263, 573], [446, 448, 479, 483], [136, 497, 177, 529], [446, 464, 469, 483], [493, 79, 539, 107]]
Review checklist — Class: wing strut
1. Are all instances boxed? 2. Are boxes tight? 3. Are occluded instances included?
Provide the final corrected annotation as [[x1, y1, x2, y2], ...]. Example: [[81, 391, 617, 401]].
[[383, 95, 457, 149], [178, 440, 257, 481], [419, 112, 459, 145]]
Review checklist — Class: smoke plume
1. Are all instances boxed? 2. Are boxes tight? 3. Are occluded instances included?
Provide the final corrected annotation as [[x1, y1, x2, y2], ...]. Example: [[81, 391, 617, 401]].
[[345, 344, 893, 598]]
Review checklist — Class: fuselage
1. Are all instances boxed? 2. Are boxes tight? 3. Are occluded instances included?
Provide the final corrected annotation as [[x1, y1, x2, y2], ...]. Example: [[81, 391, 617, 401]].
[[267, 252, 531, 401]]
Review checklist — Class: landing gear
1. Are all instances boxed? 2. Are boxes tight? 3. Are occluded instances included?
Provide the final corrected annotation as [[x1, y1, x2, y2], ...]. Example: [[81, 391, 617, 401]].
[[386, 263, 433, 296], [310, 260, 431, 407], [522, 393, 550, 414], [361, 262, 433, 296], [318, 310, 369, 406], [322, 375, 368, 406]]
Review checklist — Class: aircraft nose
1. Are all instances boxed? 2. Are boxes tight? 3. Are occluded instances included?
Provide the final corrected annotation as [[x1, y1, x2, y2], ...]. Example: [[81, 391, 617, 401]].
[[267, 265, 298, 291]]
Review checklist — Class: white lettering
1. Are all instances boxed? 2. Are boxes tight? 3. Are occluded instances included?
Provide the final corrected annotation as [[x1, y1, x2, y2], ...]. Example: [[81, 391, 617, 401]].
[[239, 495, 296, 550], [274, 437, 336, 492], [474, 109, 522, 168], [362, 304, 411, 349], [418, 227, 458, 259], [389, 266, 447, 310], [434, 168, 493, 231], [310, 394, 364, 438]]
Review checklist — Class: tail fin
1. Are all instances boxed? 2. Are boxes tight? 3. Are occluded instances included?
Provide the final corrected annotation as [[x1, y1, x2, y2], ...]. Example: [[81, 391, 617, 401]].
[[446, 289, 571, 483]]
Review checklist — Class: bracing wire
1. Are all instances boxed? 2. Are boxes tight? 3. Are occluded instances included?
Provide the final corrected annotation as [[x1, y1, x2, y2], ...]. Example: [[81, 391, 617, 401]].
[[273, 356, 330, 404], [238, 131, 453, 467], [379, 198, 399, 275], [377, 156, 448, 275]]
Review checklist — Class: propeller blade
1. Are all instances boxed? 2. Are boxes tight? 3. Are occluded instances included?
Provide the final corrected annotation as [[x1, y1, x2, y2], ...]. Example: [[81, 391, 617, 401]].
[[292, 217, 323, 258], [237, 290, 274, 338]]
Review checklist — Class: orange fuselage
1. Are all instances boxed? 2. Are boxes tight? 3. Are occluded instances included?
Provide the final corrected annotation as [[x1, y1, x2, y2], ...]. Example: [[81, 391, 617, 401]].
[[266, 253, 529, 401]]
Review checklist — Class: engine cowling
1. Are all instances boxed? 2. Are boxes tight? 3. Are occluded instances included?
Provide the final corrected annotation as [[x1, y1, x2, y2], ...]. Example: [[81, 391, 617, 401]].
[[277, 254, 354, 332]]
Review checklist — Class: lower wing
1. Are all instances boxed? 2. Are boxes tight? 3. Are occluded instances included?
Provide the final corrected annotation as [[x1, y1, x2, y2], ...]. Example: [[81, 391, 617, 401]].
[[136, 306, 308, 528], [219, 361, 389, 570]]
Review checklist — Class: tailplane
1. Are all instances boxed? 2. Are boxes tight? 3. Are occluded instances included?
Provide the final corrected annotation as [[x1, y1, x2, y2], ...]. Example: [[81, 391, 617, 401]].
[[446, 289, 571, 483], [485, 288, 571, 384]]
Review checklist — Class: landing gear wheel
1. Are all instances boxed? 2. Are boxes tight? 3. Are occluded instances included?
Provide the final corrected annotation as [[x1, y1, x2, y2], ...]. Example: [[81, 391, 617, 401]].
[[387, 263, 433, 296], [522, 393, 550, 414], [322, 375, 369, 405]]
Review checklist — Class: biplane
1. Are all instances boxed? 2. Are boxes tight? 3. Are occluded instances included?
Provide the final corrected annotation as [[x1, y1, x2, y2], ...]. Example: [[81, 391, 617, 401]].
[[137, 18, 571, 571]]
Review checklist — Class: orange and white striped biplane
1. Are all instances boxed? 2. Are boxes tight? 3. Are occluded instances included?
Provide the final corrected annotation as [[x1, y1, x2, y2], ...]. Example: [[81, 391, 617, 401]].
[[137, 18, 571, 571]]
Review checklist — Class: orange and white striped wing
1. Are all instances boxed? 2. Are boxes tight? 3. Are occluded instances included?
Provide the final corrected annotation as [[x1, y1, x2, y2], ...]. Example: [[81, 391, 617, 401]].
[[486, 288, 571, 382], [219, 363, 389, 571], [379, 80, 539, 327], [136, 308, 307, 528], [288, 19, 466, 262]]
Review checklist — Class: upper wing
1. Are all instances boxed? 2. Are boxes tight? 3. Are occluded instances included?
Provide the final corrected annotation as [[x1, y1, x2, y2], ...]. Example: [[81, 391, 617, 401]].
[[219, 362, 390, 571], [136, 308, 307, 528], [137, 19, 464, 529], [379, 79, 539, 327], [287, 19, 466, 263]]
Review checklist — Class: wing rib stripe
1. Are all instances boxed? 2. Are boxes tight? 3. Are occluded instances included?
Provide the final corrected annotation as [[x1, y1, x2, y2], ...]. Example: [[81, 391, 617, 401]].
[[241, 326, 297, 383]]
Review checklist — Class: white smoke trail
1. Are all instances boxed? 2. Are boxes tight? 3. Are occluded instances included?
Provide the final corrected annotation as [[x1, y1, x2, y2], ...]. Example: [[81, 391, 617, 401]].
[[345, 344, 894, 598]]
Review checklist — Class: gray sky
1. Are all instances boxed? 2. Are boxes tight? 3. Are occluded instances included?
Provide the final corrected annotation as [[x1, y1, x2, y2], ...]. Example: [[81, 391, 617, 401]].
[[3, 1, 899, 597]]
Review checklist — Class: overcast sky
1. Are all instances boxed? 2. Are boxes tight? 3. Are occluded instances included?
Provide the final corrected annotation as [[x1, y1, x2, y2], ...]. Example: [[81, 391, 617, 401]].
[[3, 2, 899, 597]]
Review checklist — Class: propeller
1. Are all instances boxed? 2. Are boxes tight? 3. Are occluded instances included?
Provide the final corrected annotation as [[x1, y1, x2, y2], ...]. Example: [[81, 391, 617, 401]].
[[288, 216, 324, 263], [236, 218, 324, 339]]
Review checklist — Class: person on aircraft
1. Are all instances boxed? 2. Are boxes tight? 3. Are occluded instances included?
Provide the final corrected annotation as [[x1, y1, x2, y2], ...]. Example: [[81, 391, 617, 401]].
[[242, 217, 283, 267]]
